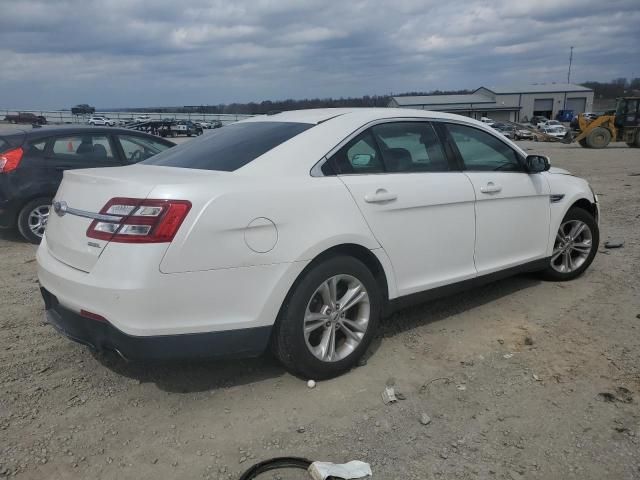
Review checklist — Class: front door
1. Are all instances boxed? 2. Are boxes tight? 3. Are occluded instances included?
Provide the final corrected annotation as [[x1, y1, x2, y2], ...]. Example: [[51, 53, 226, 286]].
[[444, 122, 551, 275], [328, 121, 477, 296]]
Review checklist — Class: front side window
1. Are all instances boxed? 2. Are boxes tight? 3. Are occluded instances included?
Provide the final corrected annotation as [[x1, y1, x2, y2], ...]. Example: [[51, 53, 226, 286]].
[[117, 135, 171, 163], [371, 122, 448, 172], [446, 123, 523, 172], [51, 135, 116, 162], [142, 121, 313, 171]]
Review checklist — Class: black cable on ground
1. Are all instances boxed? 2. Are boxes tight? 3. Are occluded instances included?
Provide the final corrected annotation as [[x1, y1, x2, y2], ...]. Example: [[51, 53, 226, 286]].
[[238, 456, 313, 479]]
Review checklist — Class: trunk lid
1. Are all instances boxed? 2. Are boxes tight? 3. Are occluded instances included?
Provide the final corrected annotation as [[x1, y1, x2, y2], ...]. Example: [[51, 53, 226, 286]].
[[45, 165, 218, 272]]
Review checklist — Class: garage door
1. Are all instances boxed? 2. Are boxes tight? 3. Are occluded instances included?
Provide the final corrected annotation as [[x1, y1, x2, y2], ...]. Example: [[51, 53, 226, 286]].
[[566, 97, 586, 114], [533, 99, 554, 111]]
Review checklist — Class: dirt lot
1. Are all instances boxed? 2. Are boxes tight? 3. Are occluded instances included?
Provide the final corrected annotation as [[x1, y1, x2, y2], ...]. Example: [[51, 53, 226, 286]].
[[1, 141, 639, 479]]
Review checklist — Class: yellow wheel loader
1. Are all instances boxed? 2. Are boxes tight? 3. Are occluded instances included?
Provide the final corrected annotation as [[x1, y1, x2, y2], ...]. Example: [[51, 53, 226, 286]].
[[570, 97, 640, 149]]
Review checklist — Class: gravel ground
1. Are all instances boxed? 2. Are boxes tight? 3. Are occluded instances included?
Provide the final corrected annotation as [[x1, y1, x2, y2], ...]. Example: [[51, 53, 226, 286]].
[[1, 141, 639, 480]]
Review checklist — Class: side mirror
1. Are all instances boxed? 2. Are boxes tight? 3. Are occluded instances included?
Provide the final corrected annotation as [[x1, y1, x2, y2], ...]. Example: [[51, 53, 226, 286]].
[[351, 153, 373, 166], [525, 154, 550, 173]]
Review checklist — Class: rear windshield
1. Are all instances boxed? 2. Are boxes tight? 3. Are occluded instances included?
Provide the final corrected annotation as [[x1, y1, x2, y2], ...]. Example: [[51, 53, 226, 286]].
[[141, 121, 313, 171]]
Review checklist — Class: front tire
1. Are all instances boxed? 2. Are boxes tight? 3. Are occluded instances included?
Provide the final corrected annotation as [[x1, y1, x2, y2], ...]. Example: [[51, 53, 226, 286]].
[[17, 198, 52, 244], [271, 255, 382, 379], [540, 207, 599, 281], [585, 127, 611, 149]]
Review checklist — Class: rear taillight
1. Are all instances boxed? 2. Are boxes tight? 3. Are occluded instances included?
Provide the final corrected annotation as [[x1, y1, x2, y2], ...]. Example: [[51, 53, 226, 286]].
[[87, 197, 191, 243], [0, 147, 24, 173]]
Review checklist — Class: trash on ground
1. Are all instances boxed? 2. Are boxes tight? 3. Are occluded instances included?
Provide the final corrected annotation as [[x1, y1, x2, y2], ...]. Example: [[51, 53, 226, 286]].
[[420, 413, 431, 425], [308, 460, 372, 480], [307, 380, 316, 389], [533, 374, 541, 381], [382, 386, 397, 405], [503, 353, 514, 359], [597, 387, 633, 404], [604, 239, 625, 249], [456, 384, 467, 391], [419, 376, 451, 394]]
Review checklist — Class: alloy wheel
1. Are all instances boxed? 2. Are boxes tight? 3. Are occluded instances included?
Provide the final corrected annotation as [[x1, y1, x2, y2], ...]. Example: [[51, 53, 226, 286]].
[[304, 274, 370, 362], [551, 219, 593, 273], [27, 204, 50, 238]]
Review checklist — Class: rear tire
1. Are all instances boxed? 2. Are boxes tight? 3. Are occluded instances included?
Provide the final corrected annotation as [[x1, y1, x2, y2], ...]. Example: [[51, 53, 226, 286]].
[[585, 127, 611, 149], [540, 207, 599, 281], [17, 197, 52, 244], [271, 255, 382, 379]]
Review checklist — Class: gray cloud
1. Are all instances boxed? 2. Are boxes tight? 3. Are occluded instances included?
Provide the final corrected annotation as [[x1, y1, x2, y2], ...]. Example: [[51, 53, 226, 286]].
[[0, 0, 638, 109]]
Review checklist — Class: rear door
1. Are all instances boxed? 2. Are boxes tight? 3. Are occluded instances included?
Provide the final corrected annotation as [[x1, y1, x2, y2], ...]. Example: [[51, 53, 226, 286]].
[[330, 121, 477, 296], [443, 122, 550, 275]]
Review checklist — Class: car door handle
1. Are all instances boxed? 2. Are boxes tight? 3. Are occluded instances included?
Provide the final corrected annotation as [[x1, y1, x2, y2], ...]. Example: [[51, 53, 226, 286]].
[[364, 189, 397, 203], [480, 182, 502, 194]]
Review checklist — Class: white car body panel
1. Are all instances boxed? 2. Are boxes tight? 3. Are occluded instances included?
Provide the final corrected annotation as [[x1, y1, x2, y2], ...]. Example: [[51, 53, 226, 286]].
[[37, 108, 598, 348], [463, 171, 550, 274], [38, 236, 308, 335], [155, 174, 382, 272], [339, 172, 477, 296]]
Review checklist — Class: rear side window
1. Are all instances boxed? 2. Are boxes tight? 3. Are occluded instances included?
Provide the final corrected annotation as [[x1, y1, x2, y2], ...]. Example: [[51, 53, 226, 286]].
[[142, 121, 313, 171], [28, 139, 47, 154], [51, 135, 116, 162], [330, 130, 385, 174], [372, 122, 449, 172]]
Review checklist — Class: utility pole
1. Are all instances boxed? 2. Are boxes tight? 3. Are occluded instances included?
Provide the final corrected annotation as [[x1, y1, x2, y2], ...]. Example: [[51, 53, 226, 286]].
[[567, 46, 574, 84]]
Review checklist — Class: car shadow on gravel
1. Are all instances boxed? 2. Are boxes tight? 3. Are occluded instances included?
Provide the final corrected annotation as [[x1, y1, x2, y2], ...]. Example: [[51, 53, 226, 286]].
[[0, 227, 26, 244], [367, 274, 541, 357], [91, 274, 540, 393], [92, 350, 287, 394]]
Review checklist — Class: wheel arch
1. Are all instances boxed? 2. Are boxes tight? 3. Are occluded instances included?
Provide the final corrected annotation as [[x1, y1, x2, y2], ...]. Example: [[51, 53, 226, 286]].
[[13, 194, 55, 226], [569, 197, 599, 224], [279, 242, 396, 323], [307, 243, 392, 303]]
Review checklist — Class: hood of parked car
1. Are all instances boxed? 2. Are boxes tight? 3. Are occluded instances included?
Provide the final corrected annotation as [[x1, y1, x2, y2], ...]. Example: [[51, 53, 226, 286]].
[[548, 166, 572, 175]]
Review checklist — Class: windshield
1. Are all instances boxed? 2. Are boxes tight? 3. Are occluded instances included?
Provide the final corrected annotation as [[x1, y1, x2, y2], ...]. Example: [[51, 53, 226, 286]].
[[142, 121, 313, 171]]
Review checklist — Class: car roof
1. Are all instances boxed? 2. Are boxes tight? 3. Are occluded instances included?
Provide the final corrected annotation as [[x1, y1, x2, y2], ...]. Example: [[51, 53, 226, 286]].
[[0, 124, 175, 144], [241, 107, 490, 127]]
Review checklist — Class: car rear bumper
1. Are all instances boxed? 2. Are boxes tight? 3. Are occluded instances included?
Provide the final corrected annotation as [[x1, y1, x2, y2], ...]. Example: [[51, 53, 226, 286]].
[[41, 288, 271, 360], [37, 235, 309, 353]]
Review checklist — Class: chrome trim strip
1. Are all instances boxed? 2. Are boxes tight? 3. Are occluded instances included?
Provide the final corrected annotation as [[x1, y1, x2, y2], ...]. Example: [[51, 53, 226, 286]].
[[63, 205, 122, 223]]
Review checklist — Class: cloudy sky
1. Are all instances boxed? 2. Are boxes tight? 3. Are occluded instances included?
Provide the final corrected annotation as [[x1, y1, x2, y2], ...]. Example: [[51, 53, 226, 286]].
[[0, 0, 638, 109]]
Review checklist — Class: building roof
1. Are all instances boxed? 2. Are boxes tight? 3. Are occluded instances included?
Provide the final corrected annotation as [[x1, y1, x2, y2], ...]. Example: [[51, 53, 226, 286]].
[[392, 93, 494, 106], [478, 83, 592, 94]]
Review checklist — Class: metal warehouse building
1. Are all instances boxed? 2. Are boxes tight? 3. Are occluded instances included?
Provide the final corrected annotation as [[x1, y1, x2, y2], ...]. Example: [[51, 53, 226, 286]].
[[388, 83, 594, 122]]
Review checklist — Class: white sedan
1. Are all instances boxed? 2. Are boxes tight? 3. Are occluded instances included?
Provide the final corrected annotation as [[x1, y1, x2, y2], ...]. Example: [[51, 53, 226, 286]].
[[37, 108, 599, 379], [87, 116, 116, 126], [541, 126, 568, 139]]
